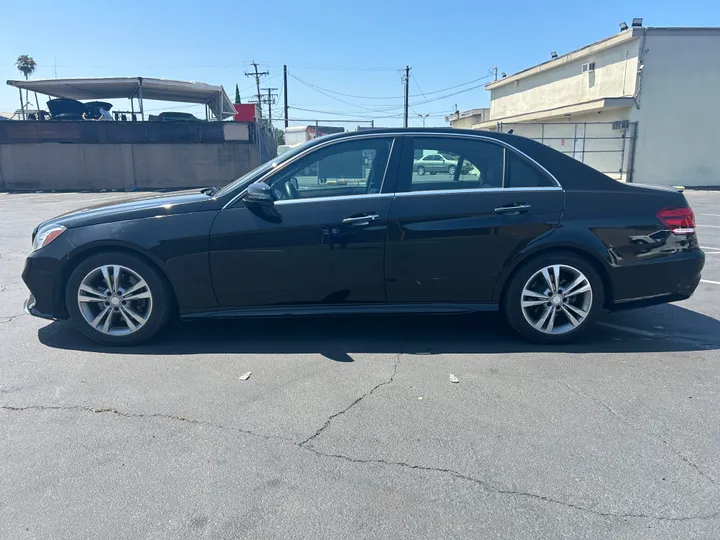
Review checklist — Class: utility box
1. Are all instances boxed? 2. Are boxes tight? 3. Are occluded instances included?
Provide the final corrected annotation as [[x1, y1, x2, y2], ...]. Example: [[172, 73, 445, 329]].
[[233, 103, 258, 122]]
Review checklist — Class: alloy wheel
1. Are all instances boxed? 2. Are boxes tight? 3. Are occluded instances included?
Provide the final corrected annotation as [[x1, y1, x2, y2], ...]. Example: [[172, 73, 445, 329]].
[[417, 166, 425, 175], [77, 265, 153, 336], [520, 264, 593, 335]]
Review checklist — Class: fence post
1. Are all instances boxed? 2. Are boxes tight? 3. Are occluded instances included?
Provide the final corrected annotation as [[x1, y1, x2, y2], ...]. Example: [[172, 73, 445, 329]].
[[627, 122, 638, 183], [619, 125, 627, 180]]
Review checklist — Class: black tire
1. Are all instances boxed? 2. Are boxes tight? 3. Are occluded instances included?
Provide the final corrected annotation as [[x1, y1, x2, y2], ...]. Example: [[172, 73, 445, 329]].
[[65, 251, 174, 346], [416, 166, 425, 175], [448, 165, 456, 176], [502, 252, 604, 344]]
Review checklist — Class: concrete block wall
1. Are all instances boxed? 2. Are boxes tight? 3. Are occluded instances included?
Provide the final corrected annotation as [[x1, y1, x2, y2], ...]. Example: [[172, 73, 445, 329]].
[[0, 141, 259, 191]]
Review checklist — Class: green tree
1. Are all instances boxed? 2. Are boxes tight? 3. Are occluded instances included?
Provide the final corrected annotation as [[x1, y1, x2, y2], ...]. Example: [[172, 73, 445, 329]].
[[234, 84, 241, 104], [15, 54, 37, 107], [274, 128, 285, 146]]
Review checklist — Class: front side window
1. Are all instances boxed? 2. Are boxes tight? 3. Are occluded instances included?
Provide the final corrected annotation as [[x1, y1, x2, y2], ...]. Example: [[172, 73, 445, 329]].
[[266, 137, 393, 200], [408, 137, 504, 191]]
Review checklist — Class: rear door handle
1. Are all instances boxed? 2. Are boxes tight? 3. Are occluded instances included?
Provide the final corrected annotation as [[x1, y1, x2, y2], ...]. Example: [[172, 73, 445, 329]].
[[495, 204, 531, 215], [342, 214, 379, 226]]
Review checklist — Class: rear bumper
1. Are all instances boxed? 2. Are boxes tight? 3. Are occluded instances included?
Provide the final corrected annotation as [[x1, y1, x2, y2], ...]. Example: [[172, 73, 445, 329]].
[[608, 249, 704, 310]]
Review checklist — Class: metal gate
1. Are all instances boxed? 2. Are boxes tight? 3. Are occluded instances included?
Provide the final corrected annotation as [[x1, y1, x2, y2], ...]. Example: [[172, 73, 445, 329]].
[[497, 121, 638, 182]]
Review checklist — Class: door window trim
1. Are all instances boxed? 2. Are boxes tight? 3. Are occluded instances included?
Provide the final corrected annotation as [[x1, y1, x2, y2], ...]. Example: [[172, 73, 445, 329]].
[[275, 192, 395, 206], [224, 135, 397, 209], [394, 186, 562, 198]]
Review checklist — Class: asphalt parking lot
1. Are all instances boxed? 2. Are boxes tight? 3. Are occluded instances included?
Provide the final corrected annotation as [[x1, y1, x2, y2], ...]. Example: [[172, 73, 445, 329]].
[[1, 189, 719, 539]]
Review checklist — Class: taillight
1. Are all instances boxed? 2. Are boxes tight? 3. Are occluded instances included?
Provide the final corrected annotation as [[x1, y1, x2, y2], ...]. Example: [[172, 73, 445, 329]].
[[656, 207, 695, 234]]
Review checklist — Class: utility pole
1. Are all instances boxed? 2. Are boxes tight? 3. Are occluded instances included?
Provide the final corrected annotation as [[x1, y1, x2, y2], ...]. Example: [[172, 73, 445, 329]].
[[403, 65, 411, 128], [417, 113, 430, 127], [283, 65, 289, 129], [245, 61, 269, 118], [492, 66, 498, 81], [261, 88, 278, 124]]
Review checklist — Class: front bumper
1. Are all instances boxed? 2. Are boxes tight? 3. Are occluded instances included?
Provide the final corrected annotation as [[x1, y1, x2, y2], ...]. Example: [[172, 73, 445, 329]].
[[23, 293, 55, 320], [21, 235, 75, 320]]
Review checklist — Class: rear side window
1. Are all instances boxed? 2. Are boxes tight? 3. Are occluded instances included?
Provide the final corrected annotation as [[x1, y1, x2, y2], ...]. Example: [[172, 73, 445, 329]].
[[406, 137, 504, 192], [506, 152, 555, 188]]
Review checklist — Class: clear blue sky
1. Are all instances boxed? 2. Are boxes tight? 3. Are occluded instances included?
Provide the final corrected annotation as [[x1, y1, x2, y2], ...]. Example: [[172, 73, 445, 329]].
[[2, 0, 718, 128]]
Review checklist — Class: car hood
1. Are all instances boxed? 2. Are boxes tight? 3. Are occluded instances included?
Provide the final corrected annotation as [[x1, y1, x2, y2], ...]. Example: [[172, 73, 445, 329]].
[[42, 190, 212, 230]]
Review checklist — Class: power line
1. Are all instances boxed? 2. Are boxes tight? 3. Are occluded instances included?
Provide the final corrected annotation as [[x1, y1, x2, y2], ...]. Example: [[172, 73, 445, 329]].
[[288, 72, 494, 102], [290, 74, 405, 113], [411, 72, 428, 100]]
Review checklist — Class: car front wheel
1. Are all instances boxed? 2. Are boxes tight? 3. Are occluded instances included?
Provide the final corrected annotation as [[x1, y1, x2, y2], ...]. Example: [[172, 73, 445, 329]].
[[503, 253, 603, 343], [448, 165, 456, 176], [65, 251, 174, 345], [416, 166, 425, 175]]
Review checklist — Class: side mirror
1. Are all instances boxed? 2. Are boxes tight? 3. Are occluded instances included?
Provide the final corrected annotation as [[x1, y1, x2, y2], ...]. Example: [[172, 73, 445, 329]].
[[242, 182, 274, 208], [289, 177, 299, 190]]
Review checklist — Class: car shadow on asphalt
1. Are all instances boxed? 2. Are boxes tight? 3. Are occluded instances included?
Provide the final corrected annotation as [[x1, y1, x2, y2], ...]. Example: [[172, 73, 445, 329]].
[[37, 304, 720, 358]]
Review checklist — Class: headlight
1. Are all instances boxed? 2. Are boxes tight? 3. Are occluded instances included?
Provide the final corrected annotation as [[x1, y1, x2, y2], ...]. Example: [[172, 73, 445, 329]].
[[32, 224, 66, 252]]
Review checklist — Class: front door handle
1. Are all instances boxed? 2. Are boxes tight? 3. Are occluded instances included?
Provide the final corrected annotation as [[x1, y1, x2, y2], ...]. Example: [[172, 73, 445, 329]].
[[495, 204, 531, 215], [342, 214, 379, 226]]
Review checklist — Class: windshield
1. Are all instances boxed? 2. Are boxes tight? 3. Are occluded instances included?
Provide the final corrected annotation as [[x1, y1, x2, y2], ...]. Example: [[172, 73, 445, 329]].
[[215, 139, 318, 197]]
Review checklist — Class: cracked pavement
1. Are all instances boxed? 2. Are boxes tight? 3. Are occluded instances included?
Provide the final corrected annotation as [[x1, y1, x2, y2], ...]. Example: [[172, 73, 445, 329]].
[[1, 191, 720, 539]]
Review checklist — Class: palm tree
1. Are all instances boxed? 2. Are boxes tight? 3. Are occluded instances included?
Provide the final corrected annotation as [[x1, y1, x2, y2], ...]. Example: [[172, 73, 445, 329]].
[[15, 55, 37, 110]]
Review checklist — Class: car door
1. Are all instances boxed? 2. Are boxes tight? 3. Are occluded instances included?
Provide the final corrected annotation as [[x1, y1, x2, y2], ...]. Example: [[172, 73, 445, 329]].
[[385, 134, 564, 304], [209, 135, 400, 308]]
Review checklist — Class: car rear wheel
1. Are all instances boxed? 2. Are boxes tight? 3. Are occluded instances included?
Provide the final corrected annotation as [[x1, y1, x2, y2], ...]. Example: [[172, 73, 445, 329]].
[[65, 251, 174, 346], [503, 253, 603, 343], [416, 166, 425, 175]]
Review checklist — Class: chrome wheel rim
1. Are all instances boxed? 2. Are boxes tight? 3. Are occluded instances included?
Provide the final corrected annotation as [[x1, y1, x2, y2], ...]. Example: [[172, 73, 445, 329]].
[[77, 265, 153, 336], [520, 264, 592, 335], [448, 165, 456, 175]]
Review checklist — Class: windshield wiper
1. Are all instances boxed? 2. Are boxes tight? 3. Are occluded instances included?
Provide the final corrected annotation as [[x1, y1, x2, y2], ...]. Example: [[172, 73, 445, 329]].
[[201, 187, 219, 196]]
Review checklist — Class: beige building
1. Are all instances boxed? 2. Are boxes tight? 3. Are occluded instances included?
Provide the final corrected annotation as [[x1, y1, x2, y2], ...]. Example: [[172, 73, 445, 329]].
[[445, 108, 490, 129], [468, 25, 720, 186]]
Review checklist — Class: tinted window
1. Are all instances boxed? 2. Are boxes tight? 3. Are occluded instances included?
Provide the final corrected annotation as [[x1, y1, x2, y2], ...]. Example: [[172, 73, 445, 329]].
[[506, 152, 555, 188], [267, 138, 393, 200], [408, 137, 504, 192]]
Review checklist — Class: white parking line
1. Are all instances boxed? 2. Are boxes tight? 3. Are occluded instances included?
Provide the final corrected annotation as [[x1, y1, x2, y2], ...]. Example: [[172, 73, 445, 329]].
[[701, 279, 720, 285], [697, 225, 720, 228], [700, 213, 720, 217]]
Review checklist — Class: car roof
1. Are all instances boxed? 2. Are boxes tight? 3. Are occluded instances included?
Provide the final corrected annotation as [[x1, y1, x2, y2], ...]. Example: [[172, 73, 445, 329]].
[[312, 128, 616, 190]]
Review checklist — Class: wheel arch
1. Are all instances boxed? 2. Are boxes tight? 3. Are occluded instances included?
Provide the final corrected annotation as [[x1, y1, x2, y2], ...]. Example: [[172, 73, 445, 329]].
[[54, 242, 177, 319], [494, 244, 614, 310]]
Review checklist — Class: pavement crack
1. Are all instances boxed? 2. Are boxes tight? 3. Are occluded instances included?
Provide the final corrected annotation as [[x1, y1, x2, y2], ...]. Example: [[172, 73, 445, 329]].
[[559, 381, 718, 486], [0, 314, 25, 324], [0, 404, 292, 443], [301, 446, 719, 522], [298, 354, 401, 447]]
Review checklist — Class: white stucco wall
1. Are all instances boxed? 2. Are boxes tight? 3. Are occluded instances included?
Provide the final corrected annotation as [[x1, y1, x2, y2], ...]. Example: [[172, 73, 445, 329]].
[[629, 29, 720, 186], [489, 36, 640, 120]]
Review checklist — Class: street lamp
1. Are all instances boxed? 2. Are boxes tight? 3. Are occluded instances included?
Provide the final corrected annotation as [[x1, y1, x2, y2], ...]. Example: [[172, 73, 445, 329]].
[[417, 113, 430, 127]]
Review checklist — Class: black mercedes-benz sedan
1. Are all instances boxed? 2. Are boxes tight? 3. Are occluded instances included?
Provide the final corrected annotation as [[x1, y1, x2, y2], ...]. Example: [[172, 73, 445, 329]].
[[22, 128, 704, 345]]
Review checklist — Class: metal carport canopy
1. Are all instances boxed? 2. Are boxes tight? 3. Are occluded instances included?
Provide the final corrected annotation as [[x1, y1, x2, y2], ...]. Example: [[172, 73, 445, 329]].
[[6, 77, 236, 119]]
